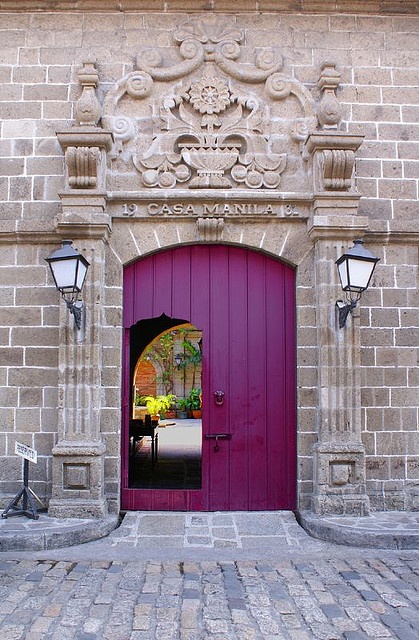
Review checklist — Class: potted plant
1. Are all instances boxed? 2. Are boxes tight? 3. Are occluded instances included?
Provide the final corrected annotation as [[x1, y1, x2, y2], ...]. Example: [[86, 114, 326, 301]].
[[176, 397, 189, 419], [162, 394, 177, 419], [187, 388, 202, 419], [143, 394, 176, 421]]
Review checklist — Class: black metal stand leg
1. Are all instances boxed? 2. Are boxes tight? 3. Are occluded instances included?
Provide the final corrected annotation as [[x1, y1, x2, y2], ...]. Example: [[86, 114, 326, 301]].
[[1, 459, 46, 520], [150, 433, 158, 464]]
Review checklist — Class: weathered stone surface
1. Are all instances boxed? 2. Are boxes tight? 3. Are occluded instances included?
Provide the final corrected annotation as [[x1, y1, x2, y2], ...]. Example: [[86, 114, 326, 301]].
[[0, 5, 417, 516]]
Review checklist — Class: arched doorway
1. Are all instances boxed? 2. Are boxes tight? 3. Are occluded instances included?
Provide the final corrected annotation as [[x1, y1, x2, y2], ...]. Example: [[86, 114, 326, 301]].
[[121, 245, 296, 511]]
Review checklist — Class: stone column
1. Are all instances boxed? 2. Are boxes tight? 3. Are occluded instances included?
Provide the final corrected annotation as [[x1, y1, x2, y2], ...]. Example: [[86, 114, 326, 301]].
[[308, 215, 371, 516], [48, 225, 110, 519], [303, 63, 372, 517], [48, 62, 114, 518]]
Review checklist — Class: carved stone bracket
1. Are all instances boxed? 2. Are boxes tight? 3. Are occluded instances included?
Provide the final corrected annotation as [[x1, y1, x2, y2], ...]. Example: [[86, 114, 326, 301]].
[[57, 129, 113, 192], [304, 133, 364, 193], [197, 216, 224, 241], [66, 146, 100, 188], [57, 61, 114, 193]]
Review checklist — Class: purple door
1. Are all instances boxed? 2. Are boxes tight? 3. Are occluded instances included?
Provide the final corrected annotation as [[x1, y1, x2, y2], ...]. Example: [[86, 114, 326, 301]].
[[121, 245, 296, 511]]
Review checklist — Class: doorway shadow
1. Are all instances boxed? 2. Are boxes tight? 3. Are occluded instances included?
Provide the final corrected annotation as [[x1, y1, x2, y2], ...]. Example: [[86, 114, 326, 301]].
[[129, 419, 202, 490]]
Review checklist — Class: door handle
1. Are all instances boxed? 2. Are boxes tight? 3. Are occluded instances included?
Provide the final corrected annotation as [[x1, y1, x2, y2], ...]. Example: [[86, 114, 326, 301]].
[[205, 433, 231, 452]]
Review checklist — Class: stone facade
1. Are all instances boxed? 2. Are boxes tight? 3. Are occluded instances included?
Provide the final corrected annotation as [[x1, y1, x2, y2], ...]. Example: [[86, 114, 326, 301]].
[[0, 1, 418, 518]]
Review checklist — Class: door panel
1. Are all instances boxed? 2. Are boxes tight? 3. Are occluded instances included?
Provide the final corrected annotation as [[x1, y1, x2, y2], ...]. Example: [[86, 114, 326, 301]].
[[121, 245, 296, 511]]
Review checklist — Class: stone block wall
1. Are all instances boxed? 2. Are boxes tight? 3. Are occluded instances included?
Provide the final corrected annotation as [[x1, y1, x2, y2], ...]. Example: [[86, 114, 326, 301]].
[[360, 242, 419, 510], [0, 3, 418, 513]]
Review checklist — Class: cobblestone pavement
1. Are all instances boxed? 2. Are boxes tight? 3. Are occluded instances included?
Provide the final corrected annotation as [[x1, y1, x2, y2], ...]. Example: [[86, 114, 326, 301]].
[[1, 514, 418, 640]]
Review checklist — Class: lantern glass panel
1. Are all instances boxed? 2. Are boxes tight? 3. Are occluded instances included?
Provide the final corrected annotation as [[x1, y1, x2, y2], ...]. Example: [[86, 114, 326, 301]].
[[346, 258, 375, 292], [50, 258, 79, 293], [76, 260, 88, 291], [338, 260, 349, 290]]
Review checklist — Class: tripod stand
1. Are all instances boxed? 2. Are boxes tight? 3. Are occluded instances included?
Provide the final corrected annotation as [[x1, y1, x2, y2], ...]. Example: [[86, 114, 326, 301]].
[[1, 458, 47, 520]]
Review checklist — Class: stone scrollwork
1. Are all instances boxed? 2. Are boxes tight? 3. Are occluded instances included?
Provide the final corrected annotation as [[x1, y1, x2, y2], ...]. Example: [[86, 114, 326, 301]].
[[101, 17, 320, 193], [132, 75, 288, 190]]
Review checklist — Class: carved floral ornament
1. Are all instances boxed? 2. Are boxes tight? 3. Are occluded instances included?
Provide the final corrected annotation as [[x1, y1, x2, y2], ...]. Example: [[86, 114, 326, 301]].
[[100, 18, 319, 193], [63, 19, 360, 196]]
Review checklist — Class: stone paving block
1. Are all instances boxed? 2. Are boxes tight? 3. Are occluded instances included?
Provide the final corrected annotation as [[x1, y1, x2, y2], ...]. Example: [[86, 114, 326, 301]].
[[186, 536, 212, 546], [212, 526, 236, 539], [0, 537, 418, 640], [359, 589, 381, 601], [241, 535, 288, 550], [137, 514, 185, 535], [211, 515, 234, 526], [214, 539, 239, 548], [360, 620, 393, 636], [321, 603, 347, 619]]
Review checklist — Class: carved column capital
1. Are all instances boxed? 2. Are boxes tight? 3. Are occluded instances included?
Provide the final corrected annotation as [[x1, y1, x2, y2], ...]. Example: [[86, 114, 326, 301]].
[[304, 132, 364, 193], [57, 129, 113, 193]]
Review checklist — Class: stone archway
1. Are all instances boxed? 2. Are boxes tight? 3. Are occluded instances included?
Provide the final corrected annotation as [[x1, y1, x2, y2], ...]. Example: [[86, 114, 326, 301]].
[[49, 16, 370, 519]]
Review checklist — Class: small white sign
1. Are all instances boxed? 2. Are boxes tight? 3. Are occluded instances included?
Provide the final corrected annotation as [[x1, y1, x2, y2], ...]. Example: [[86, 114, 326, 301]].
[[15, 442, 37, 464]]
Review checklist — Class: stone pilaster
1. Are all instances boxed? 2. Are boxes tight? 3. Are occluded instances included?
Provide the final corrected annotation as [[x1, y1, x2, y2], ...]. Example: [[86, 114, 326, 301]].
[[309, 204, 369, 515], [49, 62, 114, 518], [49, 201, 112, 518], [48, 231, 110, 518], [308, 210, 371, 516], [305, 121, 371, 515]]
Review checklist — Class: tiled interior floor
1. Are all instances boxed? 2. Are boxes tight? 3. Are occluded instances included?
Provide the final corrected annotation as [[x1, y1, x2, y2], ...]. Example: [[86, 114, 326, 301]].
[[129, 420, 202, 490]]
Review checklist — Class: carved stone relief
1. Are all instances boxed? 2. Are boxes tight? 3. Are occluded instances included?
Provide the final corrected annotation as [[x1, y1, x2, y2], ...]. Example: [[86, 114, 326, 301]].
[[58, 19, 363, 204], [101, 18, 317, 194]]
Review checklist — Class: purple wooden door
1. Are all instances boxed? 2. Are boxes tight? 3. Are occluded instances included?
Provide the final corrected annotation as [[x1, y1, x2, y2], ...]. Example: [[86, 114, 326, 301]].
[[121, 245, 296, 511]]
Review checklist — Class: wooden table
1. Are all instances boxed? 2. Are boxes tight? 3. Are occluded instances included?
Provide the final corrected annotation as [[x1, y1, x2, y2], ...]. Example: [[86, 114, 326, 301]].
[[129, 419, 159, 463]]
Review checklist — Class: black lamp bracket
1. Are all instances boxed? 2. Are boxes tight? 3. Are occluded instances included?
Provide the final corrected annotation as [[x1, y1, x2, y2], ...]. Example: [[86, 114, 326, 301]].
[[63, 296, 83, 330], [336, 299, 356, 328]]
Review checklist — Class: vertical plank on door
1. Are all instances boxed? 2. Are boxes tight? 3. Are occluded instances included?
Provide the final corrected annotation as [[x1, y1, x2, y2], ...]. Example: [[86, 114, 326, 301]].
[[153, 250, 173, 318], [206, 246, 231, 510], [132, 252, 154, 322], [228, 247, 250, 510], [247, 252, 269, 509]]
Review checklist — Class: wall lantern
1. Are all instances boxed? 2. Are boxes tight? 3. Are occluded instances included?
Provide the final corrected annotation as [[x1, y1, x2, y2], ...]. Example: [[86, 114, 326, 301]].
[[335, 239, 379, 328], [45, 239, 90, 330]]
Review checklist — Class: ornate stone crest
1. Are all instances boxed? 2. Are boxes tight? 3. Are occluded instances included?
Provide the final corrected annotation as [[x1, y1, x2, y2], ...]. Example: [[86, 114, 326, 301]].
[[59, 19, 362, 199], [101, 18, 317, 193]]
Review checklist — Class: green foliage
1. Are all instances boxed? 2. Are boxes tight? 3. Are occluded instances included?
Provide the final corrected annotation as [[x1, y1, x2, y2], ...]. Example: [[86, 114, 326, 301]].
[[176, 397, 189, 411], [187, 388, 202, 410], [143, 394, 176, 416], [179, 338, 202, 389], [143, 332, 176, 395]]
